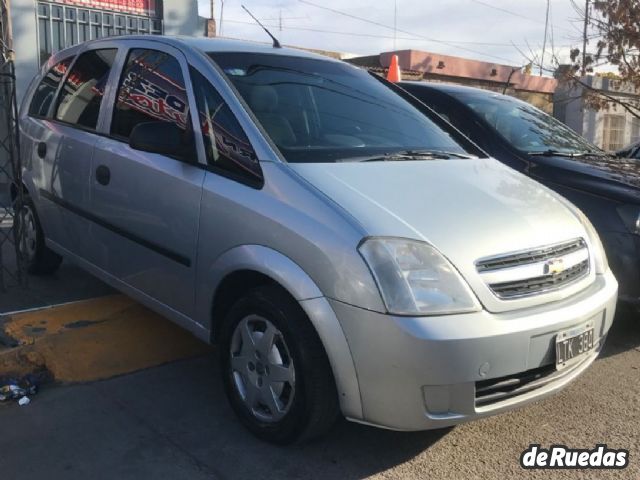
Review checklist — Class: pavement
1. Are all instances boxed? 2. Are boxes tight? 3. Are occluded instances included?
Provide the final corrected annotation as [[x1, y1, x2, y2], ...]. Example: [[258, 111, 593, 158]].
[[0, 250, 638, 479], [0, 311, 638, 480], [0, 237, 113, 313]]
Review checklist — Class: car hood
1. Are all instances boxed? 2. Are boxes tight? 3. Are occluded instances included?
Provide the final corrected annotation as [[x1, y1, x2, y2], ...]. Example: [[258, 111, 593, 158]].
[[290, 157, 591, 313], [530, 154, 640, 203]]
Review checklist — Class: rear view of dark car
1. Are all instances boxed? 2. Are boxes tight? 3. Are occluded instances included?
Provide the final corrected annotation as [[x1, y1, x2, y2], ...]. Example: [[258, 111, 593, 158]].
[[400, 82, 640, 307]]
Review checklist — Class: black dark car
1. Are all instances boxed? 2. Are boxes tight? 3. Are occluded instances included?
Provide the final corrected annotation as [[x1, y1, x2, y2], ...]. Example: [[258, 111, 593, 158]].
[[617, 141, 640, 160], [400, 81, 640, 307]]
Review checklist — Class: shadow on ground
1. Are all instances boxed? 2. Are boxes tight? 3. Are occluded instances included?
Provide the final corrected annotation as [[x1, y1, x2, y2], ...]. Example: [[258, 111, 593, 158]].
[[599, 305, 640, 359], [1, 354, 449, 480], [96, 355, 451, 480], [0, 239, 113, 313]]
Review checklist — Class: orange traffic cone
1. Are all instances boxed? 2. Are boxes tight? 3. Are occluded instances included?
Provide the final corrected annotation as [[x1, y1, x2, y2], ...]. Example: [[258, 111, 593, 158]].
[[387, 54, 401, 82]]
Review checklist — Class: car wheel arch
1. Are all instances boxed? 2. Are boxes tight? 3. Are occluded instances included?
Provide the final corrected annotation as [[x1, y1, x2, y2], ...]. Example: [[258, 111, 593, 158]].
[[203, 245, 364, 420]]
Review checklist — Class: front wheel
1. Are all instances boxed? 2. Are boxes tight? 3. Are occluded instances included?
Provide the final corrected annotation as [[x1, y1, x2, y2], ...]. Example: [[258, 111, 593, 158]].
[[16, 193, 62, 275], [219, 285, 339, 444]]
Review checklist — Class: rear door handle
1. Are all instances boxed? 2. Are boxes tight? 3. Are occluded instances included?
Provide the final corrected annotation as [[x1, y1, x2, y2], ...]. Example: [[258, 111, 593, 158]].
[[95, 165, 111, 186], [37, 142, 47, 159]]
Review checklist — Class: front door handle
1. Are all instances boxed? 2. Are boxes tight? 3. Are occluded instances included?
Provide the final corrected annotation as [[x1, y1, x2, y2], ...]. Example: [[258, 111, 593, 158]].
[[95, 165, 111, 186], [37, 142, 47, 159]]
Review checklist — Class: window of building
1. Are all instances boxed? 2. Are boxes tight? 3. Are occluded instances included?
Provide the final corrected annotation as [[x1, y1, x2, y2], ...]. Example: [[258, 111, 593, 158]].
[[190, 68, 261, 184], [36, 1, 163, 64], [631, 117, 640, 145], [111, 49, 192, 143], [29, 56, 74, 117], [602, 114, 626, 151], [54, 48, 117, 130]]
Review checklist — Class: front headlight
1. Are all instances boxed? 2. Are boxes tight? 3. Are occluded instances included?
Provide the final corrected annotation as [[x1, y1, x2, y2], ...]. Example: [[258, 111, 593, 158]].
[[576, 208, 609, 274], [617, 205, 640, 236], [358, 237, 480, 316]]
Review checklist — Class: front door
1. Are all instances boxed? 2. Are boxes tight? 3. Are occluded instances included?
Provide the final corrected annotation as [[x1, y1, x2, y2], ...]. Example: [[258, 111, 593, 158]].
[[90, 44, 205, 317]]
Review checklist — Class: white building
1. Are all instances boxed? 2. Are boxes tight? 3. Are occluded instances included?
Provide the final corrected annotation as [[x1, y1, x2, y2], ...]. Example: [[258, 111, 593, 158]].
[[9, 0, 205, 102], [554, 75, 640, 152]]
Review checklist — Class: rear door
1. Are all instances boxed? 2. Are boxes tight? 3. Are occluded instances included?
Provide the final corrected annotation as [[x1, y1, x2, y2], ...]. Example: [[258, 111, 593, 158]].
[[23, 47, 119, 262], [21, 55, 75, 248], [90, 42, 205, 317], [50, 47, 119, 260]]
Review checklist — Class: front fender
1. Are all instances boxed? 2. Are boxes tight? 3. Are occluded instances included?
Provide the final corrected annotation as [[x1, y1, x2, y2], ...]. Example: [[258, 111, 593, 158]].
[[196, 244, 364, 420]]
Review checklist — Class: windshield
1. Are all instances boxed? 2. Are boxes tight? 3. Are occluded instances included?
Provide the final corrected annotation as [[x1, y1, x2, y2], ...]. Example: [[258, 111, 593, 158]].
[[208, 52, 471, 163], [456, 92, 603, 155]]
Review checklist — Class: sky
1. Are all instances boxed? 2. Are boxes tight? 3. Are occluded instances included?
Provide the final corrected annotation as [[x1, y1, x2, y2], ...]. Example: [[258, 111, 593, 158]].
[[196, 0, 591, 74]]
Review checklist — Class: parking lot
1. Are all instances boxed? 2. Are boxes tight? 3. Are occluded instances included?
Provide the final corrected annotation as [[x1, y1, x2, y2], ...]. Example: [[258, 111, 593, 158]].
[[0, 261, 638, 480]]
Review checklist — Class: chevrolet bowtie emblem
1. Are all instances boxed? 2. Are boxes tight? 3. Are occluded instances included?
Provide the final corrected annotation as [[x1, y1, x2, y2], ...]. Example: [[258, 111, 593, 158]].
[[545, 258, 565, 275]]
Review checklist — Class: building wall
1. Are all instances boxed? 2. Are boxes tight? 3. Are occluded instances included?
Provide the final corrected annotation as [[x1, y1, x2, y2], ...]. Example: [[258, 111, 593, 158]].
[[554, 77, 640, 151]]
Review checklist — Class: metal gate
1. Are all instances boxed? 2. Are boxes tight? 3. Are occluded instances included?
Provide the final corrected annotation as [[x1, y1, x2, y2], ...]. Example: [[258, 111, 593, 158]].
[[0, 0, 27, 290]]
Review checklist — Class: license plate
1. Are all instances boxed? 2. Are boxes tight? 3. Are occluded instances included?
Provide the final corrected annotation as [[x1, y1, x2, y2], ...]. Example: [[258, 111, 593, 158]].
[[556, 324, 594, 368]]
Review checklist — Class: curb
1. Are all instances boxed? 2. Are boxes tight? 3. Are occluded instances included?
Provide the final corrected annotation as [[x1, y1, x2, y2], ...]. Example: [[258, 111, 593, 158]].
[[0, 294, 211, 384]]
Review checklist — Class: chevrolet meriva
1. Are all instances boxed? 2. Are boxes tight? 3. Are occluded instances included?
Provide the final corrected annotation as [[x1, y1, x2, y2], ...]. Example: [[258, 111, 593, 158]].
[[15, 36, 617, 444]]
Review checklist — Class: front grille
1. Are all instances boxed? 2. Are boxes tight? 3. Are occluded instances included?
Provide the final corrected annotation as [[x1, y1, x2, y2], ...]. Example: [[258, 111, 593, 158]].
[[476, 239, 586, 272], [490, 260, 589, 299], [475, 341, 600, 408], [475, 364, 555, 407], [476, 238, 590, 299]]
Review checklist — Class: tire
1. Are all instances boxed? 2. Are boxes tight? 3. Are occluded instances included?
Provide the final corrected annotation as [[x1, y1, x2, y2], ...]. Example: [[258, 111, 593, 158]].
[[219, 285, 339, 444], [15, 193, 62, 275]]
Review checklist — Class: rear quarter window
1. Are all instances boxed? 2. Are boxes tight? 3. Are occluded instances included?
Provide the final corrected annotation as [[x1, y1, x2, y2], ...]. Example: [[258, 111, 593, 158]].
[[28, 57, 73, 118]]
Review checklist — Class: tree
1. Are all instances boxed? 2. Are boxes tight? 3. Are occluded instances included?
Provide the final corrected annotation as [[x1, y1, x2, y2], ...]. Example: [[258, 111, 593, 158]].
[[567, 0, 640, 119]]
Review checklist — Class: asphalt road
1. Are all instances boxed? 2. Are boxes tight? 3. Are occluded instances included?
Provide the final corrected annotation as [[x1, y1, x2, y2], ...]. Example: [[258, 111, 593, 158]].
[[1, 307, 638, 480], [0, 237, 113, 313]]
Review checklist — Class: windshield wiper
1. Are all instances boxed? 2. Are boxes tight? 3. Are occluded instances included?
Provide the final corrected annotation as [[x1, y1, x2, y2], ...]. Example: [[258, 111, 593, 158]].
[[528, 149, 605, 158], [399, 149, 475, 159], [338, 149, 474, 162]]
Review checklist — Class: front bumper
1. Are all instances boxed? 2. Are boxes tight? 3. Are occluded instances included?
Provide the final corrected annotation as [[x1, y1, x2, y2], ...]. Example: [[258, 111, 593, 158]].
[[330, 270, 618, 431]]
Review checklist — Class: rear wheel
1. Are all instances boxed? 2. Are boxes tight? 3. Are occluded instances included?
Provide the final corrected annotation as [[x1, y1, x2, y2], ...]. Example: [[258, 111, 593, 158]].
[[219, 285, 339, 444], [16, 193, 62, 275]]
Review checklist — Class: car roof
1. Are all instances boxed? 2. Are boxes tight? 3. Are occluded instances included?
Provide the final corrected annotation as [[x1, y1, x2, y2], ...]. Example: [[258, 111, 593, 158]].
[[63, 35, 338, 62], [400, 81, 505, 98]]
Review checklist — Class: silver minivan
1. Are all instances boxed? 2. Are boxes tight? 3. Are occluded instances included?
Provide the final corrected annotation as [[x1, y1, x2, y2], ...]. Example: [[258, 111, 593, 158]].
[[16, 36, 617, 444]]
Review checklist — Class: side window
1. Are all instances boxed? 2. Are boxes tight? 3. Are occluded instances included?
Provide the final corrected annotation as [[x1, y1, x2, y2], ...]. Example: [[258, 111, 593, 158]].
[[111, 49, 192, 141], [29, 57, 73, 117], [190, 68, 261, 184], [55, 49, 117, 129]]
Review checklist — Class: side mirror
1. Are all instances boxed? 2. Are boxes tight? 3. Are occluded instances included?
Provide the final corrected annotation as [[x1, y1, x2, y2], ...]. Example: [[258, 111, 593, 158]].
[[129, 121, 193, 160]]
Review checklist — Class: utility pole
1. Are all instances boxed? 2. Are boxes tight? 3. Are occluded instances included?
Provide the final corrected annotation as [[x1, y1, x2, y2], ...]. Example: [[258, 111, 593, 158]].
[[219, 0, 225, 36], [393, 0, 397, 50], [581, 0, 589, 77], [540, 0, 550, 76], [205, 0, 216, 37]]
